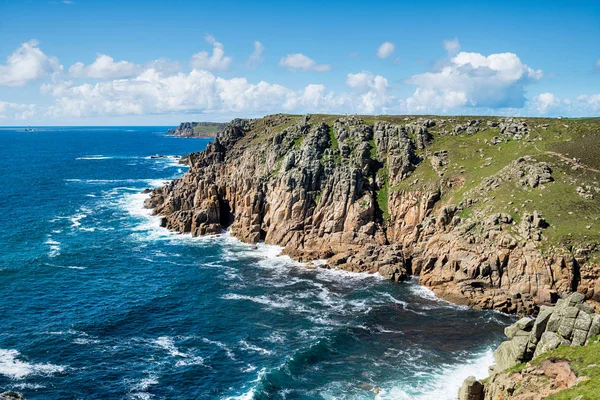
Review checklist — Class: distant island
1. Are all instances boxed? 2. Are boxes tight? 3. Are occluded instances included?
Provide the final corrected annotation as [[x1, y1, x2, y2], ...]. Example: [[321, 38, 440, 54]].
[[167, 122, 227, 138]]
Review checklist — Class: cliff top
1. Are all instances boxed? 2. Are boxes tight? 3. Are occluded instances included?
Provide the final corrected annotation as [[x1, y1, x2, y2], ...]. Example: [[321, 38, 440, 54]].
[[169, 121, 227, 138]]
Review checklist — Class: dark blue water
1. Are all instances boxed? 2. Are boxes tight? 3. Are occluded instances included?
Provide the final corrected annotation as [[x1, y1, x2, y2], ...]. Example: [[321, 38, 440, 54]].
[[0, 127, 512, 399]]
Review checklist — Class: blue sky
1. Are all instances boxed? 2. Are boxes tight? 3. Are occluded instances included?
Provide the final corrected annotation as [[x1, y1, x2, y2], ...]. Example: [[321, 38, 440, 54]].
[[0, 0, 599, 125]]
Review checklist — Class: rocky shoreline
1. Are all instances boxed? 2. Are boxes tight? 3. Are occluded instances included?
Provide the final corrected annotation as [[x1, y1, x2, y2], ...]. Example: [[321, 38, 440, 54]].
[[145, 114, 600, 399], [146, 114, 600, 316]]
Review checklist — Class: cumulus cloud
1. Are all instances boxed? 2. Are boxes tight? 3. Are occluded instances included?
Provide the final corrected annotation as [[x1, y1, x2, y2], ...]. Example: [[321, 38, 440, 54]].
[[69, 54, 178, 79], [376, 42, 395, 59], [0, 102, 37, 120], [190, 35, 232, 71], [345, 71, 391, 113], [279, 53, 330, 72], [443, 37, 461, 54], [69, 54, 140, 79], [247, 41, 265, 69], [37, 64, 399, 119], [576, 94, 600, 111], [532, 92, 560, 113], [0, 40, 62, 87], [406, 50, 543, 112]]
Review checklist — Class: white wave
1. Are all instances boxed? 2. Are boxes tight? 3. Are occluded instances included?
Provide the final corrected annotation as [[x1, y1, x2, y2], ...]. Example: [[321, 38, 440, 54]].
[[45, 263, 86, 270], [45, 236, 61, 258], [241, 364, 256, 373], [239, 340, 273, 355], [152, 336, 187, 358], [376, 348, 496, 400], [12, 383, 45, 390], [0, 349, 66, 380], [132, 374, 159, 392], [73, 337, 100, 345], [202, 338, 236, 360], [376, 292, 408, 308], [152, 336, 206, 367], [69, 206, 92, 228], [223, 368, 267, 400], [408, 281, 471, 311], [76, 155, 113, 160]]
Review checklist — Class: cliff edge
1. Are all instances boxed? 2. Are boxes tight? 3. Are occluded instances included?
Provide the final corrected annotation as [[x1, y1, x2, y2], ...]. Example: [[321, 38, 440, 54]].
[[146, 114, 600, 315]]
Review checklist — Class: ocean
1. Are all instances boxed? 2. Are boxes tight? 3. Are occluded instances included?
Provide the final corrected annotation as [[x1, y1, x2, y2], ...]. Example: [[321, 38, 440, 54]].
[[0, 127, 512, 399]]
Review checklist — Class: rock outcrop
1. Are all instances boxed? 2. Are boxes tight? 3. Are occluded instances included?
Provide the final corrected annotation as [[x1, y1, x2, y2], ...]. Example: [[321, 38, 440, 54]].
[[168, 122, 227, 138], [146, 114, 600, 315], [0, 392, 26, 400], [460, 294, 600, 399], [490, 293, 600, 373]]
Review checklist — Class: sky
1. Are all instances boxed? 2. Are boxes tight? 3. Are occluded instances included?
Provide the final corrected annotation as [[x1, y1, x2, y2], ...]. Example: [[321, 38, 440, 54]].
[[0, 0, 599, 125]]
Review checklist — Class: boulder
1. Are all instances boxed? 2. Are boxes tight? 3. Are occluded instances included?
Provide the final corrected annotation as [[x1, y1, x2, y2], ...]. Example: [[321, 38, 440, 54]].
[[458, 376, 484, 400], [529, 306, 554, 344], [504, 317, 534, 339], [493, 335, 529, 371], [0, 392, 25, 400], [533, 331, 563, 358]]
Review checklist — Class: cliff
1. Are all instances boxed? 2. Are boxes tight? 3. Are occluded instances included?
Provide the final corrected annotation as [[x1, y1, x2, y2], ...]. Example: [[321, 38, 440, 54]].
[[146, 114, 600, 315], [167, 122, 227, 138]]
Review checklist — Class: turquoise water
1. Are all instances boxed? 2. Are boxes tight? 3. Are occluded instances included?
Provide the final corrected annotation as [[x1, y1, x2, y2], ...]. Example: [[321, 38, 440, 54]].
[[0, 127, 511, 399]]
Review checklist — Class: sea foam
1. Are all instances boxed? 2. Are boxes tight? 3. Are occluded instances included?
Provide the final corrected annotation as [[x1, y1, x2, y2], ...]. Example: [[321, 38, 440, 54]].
[[0, 349, 66, 380]]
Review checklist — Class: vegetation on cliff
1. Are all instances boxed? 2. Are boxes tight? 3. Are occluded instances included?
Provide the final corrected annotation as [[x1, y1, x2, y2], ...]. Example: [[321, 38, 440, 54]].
[[146, 113, 600, 315], [168, 122, 227, 138]]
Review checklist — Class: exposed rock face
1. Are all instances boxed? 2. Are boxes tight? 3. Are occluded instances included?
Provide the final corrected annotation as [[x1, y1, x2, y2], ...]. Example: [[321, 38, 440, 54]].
[[0, 392, 26, 400], [168, 122, 227, 138], [146, 114, 600, 315], [458, 376, 484, 400]]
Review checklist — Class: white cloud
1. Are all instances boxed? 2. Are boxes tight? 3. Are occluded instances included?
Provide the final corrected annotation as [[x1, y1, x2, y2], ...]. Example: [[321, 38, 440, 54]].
[[532, 92, 560, 113], [376, 42, 395, 59], [69, 54, 139, 79], [190, 35, 232, 71], [576, 94, 600, 111], [247, 41, 265, 69], [38, 65, 398, 119], [596, 59, 600, 68], [443, 37, 461, 54], [406, 50, 543, 112], [345, 71, 391, 113], [0, 40, 62, 87], [279, 53, 330, 72], [0, 102, 37, 120]]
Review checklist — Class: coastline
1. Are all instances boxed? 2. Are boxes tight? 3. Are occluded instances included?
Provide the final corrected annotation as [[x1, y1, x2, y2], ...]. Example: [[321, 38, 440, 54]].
[[136, 177, 511, 398]]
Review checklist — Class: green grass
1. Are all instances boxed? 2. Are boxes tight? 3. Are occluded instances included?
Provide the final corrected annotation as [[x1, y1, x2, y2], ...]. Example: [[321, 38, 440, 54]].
[[293, 136, 303, 148], [535, 337, 600, 400], [376, 167, 390, 219], [368, 139, 378, 161], [192, 123, 226, 136], [328, 126, 342, 163]]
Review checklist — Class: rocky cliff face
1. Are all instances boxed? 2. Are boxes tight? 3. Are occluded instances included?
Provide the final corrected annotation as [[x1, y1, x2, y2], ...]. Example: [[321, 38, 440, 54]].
[[146, 114, 600, 315], [168, 122, 227, 138]]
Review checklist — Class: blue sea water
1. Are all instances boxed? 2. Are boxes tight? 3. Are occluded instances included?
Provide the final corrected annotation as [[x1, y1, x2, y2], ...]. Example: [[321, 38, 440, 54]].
[[0, 127, 512, 399]]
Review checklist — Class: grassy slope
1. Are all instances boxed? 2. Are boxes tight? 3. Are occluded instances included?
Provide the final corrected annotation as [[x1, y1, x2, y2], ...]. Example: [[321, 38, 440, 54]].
[[191, 123, 227, 136]]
